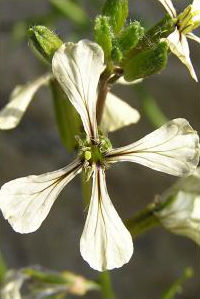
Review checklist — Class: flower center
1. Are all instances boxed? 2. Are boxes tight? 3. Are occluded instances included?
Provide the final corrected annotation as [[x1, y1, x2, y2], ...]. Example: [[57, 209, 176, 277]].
[[177, 5, 200, 34], [77, 133, 112, 166]]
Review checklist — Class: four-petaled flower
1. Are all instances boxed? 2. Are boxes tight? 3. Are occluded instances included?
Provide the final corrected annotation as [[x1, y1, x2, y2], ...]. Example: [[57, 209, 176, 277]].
[[0, 40, 199, 271], [158, 0, 200, 81]]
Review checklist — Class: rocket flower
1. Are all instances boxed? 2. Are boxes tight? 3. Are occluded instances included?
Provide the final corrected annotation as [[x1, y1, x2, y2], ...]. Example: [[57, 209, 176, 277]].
[[158, 0, 200, 81], [0, 40, 199, 271]]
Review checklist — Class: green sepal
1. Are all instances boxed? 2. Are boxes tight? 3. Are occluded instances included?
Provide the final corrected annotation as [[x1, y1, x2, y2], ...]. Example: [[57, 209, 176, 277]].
[[124, 14, 175, 61], [143, 14, 176, 47], [102, 0, 128, 34], [50, 80, 81, 152], [28, 25, 63, 63], [122, 41, 168, 81], [94, 15, 113, 61]]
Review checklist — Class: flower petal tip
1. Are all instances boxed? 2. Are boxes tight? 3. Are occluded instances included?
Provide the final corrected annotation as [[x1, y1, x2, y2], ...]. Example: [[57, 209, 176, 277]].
[[0, 160, 82, 234], [80, 166, 133, 272]]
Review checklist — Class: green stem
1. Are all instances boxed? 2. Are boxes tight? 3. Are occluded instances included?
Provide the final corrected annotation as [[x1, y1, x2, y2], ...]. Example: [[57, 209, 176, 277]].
[[161, 267, 194, 299], [98, 271, 116, 299], [0, 251, 6, 284], [126, 203, 160, 239], [96, 70, 111, 125]]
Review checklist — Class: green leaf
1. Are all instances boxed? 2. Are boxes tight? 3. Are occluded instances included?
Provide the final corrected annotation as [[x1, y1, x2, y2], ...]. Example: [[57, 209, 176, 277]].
[[50, 0, 89, 26], [51, 80, 81, 152], [122, 41, 168, 81], [28, 25, 63, 64], [94, 16, 113, 61], [102, 0, 128, 34]]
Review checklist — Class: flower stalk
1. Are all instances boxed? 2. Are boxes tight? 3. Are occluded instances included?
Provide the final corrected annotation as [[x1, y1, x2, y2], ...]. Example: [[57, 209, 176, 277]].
[[96, 69, 112, 125], [126, 203, 160, 239], [161, 267, 194, 299], [98, 271, 116, 299], [96, 67, 123, 125]]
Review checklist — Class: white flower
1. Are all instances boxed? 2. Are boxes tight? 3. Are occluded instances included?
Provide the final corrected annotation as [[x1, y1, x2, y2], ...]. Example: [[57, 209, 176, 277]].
[[0, 40, 199, 272], [158, 0, 200, 81], [156, 168, 200, 245]]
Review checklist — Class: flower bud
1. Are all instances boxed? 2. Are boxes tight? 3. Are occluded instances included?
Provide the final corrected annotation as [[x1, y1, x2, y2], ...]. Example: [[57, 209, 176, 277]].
[[155, 170, 200, 245], [117, 21, 144, 53], [102, 0, 128, 34], [94, 16, 113, 61], [122, 41, 168, 81], [28, 25, 63, 63]]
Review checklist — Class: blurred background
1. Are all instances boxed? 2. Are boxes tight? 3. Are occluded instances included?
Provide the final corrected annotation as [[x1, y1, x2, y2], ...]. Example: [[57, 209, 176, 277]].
[[0, 0, 200, 298]]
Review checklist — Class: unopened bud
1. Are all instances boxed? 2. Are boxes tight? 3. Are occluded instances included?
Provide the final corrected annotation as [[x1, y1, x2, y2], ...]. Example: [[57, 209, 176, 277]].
[[94, 16, 113, 61], [117, 21, 144, 55], [122, 41, 168, 81], [102, 0, 128, 34], [28, 25, 63, 63]]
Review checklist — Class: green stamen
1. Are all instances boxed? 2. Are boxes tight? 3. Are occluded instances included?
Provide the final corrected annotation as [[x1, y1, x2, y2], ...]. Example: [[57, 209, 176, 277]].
[[78, 133, 112, 167], [177, 4, 200, 34]]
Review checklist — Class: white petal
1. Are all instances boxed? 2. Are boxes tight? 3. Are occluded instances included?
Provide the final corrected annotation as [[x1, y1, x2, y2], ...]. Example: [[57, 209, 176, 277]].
[[158, 0, 177, 17], [80, 166, 133, 271], [52, 40, 105, 139], [117, 77, 143, 85], [101, 92, 140, 132], [167, 29, 198, 81], [106, 119, 199, 176], [192, 0, 200, 9], [0, 159, 82, 233], [157, 191, 200, 245], [0, 74, 52, 130], [187, 32, 200, 44], [192, 0, 200, 23]]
